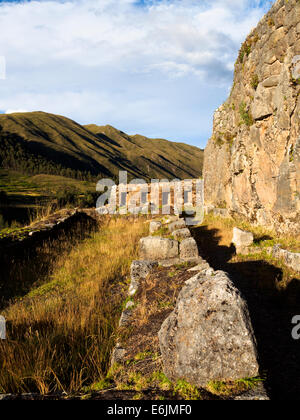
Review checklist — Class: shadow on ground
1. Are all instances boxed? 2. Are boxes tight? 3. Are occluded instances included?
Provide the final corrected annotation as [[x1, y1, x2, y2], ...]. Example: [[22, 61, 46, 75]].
[[0, 213, 98, 309], [191, 224, 300, 401]]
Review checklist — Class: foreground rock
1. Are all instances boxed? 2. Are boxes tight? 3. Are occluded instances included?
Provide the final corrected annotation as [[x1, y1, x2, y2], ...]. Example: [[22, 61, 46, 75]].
[[158, 270, 259, 387], [139, 236, 179, 260]]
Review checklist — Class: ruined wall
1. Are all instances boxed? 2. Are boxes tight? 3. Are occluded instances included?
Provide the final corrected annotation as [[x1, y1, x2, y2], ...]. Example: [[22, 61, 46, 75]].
[[203, 0, 300, 234]]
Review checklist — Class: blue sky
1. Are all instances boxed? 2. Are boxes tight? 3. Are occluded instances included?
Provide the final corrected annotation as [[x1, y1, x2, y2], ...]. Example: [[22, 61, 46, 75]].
[[0, 0, 273, 148]]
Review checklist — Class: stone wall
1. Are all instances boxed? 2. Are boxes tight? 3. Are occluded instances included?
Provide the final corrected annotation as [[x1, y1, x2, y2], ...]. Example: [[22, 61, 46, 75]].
[[203, 0, 300, 234]]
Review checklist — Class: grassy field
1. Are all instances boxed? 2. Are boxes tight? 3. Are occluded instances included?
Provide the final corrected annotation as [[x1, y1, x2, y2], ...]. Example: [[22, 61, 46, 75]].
[[0, 169, 97, 228], [0, 216, 147, 394], [0, 170, 95, 199]]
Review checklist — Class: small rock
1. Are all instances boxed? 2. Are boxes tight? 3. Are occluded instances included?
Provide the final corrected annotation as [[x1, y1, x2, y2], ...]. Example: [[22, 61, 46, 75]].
[[129, 260, 158, 295], [180, 237, 199, 260], [172, 228, 191, 240], [232, 227, 254, 250], [168, 219, 186, 232], [119, 301, 135, 327], [149, 220, 162, 234], [162, 215, 180, 224], [111, 346, 126, 366]]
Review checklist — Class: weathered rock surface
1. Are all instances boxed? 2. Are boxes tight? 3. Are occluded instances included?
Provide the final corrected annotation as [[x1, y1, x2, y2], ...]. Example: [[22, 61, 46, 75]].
[[119, 301, 135, 326], [158, 271, 259, 387], [232, 227, 254, 254], [179, 237, 199, 260], [139, 236, 179, 260], [172, 228, 191, 241], [168, 219, 186, 232], [130, 260, 158, 295], [272, 244, 300, 272], [149, 221, 162, 234], [203, 0, 300, 234]]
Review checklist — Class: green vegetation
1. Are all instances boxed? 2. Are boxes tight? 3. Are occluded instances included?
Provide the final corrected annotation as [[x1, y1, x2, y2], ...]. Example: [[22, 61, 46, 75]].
[[239, 102, 254, 126], [251, 73, 259, 90], [207, 376, 263, 396], [213, 131, 236, 149], [237, 32, 259, 65]]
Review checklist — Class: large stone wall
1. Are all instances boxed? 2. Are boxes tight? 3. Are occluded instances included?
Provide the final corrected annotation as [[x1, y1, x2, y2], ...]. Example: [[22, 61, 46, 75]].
[[203, 0, 300, 234]]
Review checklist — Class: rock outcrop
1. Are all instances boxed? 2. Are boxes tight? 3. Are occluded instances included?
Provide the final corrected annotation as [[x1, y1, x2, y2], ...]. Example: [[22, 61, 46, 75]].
[[158, 270, 259, 387], [203, 0, 300, 234]]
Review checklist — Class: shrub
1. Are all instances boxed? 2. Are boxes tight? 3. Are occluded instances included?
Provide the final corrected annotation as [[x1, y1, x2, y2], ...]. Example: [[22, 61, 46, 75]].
[[239, 102, 254, 126]]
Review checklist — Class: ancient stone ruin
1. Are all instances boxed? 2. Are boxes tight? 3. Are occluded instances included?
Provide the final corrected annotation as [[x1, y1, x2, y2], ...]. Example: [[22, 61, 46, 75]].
[[112, 216, 262, 392], [203, 0, 300, 234], [158, 270, 259, 386]]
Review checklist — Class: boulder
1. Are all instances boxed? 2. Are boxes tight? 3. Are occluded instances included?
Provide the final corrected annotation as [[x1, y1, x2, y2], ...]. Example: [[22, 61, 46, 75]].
[[180, 237, 199, 260], [149, 221, 162, 234], [173, 228, 191, 241], [139, 237, 179, 261], [129, 260, 158, 295], [232, 227, 254, 253], [158, 270, 259, 387]]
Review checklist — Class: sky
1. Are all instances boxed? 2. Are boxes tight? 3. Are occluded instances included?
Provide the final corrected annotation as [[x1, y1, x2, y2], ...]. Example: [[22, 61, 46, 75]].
[[0, 0, 274, 148]]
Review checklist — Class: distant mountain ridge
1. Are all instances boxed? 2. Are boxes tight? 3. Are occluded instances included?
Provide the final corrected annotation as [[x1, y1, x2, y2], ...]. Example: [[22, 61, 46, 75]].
[[0, 111, 203, 181]]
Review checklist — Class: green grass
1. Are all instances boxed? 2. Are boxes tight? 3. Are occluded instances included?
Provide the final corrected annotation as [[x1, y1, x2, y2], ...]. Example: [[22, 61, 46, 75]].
[[207, 376, 263, 396]]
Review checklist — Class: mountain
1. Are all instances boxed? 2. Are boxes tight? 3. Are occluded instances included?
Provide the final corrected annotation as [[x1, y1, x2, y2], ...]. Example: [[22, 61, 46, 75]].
[[203, 0, 300, 234], [0, 111, 203, 182]]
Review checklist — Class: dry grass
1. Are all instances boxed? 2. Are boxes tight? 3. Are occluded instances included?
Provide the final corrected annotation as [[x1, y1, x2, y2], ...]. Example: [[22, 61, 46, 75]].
[[203, 214, 300, 252], [0, 216, 147, 394], [194, 214, 300, 288]]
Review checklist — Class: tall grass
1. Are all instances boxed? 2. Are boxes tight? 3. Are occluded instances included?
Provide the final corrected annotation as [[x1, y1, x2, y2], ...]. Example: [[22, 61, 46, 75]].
[[0, 216, 147, 394]]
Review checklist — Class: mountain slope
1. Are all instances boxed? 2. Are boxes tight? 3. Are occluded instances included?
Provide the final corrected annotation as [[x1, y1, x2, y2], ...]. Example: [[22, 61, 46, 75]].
[[0, 112, 203, 181]]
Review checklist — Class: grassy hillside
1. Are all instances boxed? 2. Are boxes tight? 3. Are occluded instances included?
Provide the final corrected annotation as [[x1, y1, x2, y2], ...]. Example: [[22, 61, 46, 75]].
[[0, 112, 203, 182], [85, 123, 204, 180]]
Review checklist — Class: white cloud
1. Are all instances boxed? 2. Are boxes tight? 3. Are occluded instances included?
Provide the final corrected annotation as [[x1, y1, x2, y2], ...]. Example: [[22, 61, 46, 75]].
[[0, 0, 270, 147], [5, 109, 28, 114]]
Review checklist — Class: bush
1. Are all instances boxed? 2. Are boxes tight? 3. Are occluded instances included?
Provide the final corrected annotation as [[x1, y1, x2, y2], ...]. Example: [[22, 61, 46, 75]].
[[239, 102, 254, 127]]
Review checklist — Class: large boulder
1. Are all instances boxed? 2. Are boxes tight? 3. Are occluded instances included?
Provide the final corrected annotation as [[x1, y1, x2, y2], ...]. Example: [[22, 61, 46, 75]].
[[158, 270, 259, 387], [139, 236, 179, 261]]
